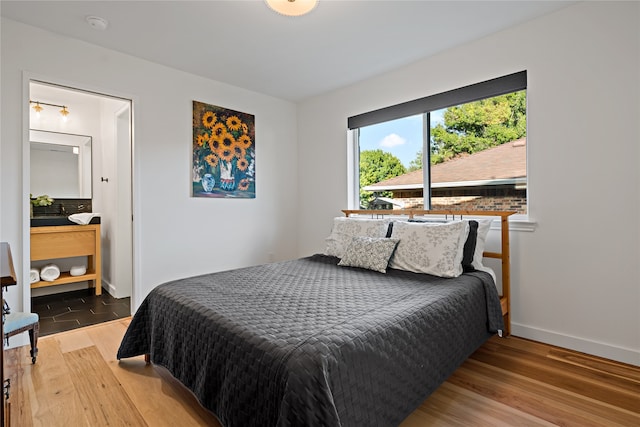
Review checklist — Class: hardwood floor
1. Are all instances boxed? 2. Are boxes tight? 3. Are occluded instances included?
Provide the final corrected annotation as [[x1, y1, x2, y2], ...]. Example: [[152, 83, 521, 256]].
[[5, 318, 639, 426]]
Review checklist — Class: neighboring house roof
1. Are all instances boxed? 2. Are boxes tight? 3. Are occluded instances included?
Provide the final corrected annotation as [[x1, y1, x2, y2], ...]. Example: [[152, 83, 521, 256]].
[[364, 138, 526, 191]]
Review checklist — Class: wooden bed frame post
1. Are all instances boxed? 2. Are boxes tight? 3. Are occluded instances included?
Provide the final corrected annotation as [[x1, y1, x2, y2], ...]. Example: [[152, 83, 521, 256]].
[[342, 209, 515, 336], [501, 214, 511, 336]]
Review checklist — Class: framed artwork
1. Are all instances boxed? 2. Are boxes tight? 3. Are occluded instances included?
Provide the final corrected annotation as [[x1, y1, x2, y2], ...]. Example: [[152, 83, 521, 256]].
[[192, 101, 255, 198]]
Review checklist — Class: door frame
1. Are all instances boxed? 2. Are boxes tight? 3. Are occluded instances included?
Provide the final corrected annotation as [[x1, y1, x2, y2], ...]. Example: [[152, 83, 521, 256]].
[[21, 72, 138, 317]]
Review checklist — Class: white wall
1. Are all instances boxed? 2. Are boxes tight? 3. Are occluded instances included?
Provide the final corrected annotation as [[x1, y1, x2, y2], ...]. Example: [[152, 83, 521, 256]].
[[1, 19, 299, 314], [297, 2, 640, 365]]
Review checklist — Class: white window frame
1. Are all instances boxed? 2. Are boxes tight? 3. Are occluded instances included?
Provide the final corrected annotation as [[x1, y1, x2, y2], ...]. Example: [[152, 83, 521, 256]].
[[347, 71, 533, 228]]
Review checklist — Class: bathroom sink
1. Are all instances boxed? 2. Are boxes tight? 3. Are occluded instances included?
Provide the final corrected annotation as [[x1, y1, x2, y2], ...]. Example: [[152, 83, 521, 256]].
[[30, 216, 101, 227]]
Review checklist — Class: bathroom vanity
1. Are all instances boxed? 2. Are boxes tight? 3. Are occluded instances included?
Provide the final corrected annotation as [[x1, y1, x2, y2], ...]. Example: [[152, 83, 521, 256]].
[[30, 223, 101, 295]]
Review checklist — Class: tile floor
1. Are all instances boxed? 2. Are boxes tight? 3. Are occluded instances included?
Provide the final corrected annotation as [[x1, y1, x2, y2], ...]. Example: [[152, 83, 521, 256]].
[[31, 289, 131, 336]]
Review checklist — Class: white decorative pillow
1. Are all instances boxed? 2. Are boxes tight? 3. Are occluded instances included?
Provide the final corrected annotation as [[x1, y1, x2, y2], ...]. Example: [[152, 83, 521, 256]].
[[338, 236, 400, 273], [472, 219, 493, 270], [325, 217, 391, 258], [388, 220, 469, 278]]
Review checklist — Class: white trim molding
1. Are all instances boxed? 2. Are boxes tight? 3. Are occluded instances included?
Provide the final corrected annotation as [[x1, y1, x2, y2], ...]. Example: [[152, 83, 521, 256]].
[[512, 322, 640, 367], [498, 218, 536, 232]]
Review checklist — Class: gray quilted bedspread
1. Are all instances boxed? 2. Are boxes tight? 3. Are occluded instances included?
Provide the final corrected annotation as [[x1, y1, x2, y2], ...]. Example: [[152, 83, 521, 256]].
[[117, 254, 503, 427]]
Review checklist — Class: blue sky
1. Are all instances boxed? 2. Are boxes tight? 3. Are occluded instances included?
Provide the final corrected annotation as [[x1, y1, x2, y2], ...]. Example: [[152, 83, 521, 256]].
[[359, 109, 445, 168]]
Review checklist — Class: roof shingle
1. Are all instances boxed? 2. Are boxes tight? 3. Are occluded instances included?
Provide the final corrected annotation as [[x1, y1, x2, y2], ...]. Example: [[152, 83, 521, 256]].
[[366, 137, 526, 189]]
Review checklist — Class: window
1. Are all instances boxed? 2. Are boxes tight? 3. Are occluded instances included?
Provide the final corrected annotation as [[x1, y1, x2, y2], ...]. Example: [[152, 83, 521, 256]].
[[349, 71, 527, 214]]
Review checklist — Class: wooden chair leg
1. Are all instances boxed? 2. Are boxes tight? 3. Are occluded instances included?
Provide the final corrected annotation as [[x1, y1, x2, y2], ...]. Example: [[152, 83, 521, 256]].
[[28, 323, 39, 364]]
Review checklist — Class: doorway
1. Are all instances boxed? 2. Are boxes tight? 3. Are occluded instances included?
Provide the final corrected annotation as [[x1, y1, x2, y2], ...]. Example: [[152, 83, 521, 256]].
[[27, 80, 133, 335]]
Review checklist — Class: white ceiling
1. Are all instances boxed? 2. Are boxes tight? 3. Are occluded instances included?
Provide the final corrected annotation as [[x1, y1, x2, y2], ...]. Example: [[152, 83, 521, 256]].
[[2, 1, 574, 102]]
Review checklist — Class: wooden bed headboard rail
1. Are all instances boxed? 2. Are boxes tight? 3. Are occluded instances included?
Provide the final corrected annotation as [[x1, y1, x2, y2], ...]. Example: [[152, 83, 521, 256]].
[[342, 209, 515, 335]]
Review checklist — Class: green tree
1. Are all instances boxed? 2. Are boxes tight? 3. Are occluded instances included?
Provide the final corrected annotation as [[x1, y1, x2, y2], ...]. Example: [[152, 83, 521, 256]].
[[431, 90, 526, 164], [407, 150, 423, 172], [359, 149, 406, 208]]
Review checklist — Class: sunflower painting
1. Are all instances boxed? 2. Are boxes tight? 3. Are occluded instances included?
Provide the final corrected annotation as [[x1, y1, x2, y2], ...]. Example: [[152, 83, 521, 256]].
[[192, 101, 255, 198]]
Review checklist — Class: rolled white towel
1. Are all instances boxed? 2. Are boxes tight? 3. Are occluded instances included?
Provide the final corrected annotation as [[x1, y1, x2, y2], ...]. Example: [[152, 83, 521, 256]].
[[70, 265, 86, 276], [68, 212, 100, 225], [30, 268, 40, 283], [40, 264, 61, 282]]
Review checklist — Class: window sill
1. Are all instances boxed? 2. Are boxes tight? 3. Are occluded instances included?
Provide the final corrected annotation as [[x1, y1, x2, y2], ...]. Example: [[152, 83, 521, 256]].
[[490, 218, 537, 232]]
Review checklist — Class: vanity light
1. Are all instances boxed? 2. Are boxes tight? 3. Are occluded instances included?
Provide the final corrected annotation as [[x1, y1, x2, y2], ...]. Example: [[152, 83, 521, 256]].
[[30, 100, 71, 121], [32, 102, 43, 114], [31, 101, 43, 119], [60, 106, 70, 122]]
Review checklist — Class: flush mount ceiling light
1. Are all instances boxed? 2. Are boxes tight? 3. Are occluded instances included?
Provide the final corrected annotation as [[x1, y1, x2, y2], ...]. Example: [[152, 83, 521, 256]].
[[265, 0, 318, 17], [85, 15, 108, 30]]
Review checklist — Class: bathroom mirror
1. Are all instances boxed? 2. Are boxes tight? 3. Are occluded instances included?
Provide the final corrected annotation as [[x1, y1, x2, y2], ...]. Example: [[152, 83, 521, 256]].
[[30, 130, 92, 199]]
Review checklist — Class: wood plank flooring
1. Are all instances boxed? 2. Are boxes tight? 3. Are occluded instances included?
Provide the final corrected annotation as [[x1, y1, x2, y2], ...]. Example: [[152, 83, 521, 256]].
[[5, 318, 639, 426]]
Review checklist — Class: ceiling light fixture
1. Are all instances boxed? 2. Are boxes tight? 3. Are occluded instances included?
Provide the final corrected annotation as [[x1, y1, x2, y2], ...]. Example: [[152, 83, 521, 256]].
[[30, 100, 70, 120], [265, 0, 318, 17]]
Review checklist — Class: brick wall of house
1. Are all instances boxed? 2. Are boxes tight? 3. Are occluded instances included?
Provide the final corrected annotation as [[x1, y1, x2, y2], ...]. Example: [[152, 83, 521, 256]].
[[431, 195, 527, 214], [389, 186, 527, 214]]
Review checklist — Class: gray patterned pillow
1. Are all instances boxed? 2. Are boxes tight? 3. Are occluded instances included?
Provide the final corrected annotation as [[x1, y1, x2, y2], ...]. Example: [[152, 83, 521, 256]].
[[338, 236, 400, 273], [389, 220, 469, 277], [325, 217, 391, 258]]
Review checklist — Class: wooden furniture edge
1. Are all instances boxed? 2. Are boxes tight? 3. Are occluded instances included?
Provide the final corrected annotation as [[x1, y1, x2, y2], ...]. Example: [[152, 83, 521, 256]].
[[29, 223, 101, 235], [30, 224, 102, 295], [342, 209, 515, 336], [0, 242, 16, 426], [30, 271, 98, 288], [0, 243, 17, 288]]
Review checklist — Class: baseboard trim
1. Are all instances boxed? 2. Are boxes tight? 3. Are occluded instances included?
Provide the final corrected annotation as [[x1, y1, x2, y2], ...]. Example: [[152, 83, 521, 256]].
[[511, 322, 640, 366], [103, 279, 116, 297]]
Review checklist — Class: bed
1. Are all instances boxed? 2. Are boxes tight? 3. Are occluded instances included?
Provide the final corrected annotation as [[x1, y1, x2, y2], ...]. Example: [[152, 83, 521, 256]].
[[117, 209, 514, 427]]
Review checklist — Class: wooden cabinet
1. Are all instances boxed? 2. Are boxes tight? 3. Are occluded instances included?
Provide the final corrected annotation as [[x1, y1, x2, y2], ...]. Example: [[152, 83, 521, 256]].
[[30, 224, 101, 295], [1, 242, 17, 426]]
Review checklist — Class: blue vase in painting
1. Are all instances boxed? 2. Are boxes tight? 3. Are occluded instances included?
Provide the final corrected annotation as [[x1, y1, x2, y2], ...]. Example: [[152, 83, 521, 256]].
[[201, 173, 215, 192]]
